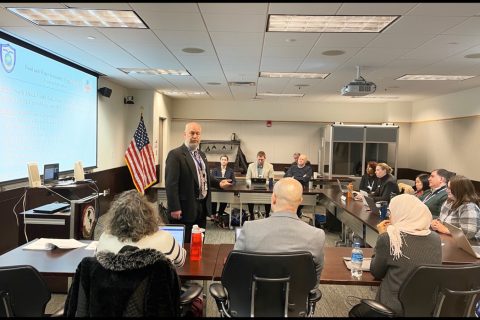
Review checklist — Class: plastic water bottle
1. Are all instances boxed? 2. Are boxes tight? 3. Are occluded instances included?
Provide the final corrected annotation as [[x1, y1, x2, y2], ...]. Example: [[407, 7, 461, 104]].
[[351, 240, 364, 279], [190, 224, 203, 261]]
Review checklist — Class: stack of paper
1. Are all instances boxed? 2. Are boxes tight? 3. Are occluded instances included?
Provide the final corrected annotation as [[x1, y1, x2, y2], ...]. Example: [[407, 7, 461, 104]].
[[343, 257, 372, 271], [23, 238, 87, 250]]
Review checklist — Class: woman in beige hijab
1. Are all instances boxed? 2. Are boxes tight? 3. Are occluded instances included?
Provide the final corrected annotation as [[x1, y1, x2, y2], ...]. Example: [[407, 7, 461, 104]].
[[370, 194, 442, 316]]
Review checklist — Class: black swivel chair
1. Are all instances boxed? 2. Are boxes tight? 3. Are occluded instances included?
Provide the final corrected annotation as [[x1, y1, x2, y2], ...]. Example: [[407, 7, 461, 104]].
[[0, 265, 51, 317], [349, 263, 480, 317], [209, 250, 322, 317]]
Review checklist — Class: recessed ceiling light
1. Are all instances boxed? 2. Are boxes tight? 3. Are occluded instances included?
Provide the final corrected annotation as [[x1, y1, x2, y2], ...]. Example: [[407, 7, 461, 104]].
[[257, 93, 304, 97], [465, 53, 480, 59], [260, 72, 329, 79], [207, 82, 221, 85], [7, 8, 147, 28], [322, 50, 345, 56], [267, 15, 399, 33], [396, 74, 475, 81], [285, 38, 296, 42], [182, 47, 205, 53], [119, 68, 190, 76]]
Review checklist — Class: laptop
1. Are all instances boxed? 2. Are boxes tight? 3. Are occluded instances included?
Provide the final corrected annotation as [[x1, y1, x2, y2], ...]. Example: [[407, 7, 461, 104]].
[[364, 196, 380, 215], [159, 224, 186, 247], [251, 177, 267, 190], [336, 179, 358, 197], [359, 190, 370, 207], [33, 202, 70, 214], [444, 222, 480, 258]]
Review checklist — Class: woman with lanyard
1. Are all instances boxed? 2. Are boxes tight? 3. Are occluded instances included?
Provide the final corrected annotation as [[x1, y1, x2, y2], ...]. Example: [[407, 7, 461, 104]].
[[359, 161, 378, 193], [431, 175, 480, 239]]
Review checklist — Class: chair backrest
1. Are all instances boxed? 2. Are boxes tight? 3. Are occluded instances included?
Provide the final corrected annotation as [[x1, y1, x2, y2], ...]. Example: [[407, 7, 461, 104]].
[[399, 263, 480, 317], [0, 265, 51, 317], [221, 250, 317, 317]]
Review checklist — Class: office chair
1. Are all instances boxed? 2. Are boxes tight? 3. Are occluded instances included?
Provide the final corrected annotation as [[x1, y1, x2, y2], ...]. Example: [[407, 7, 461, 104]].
[[0, 265, 51, 317], [209, 250, 322, 317], [349, 263, 480, 317], [64, 247, 202, 317]]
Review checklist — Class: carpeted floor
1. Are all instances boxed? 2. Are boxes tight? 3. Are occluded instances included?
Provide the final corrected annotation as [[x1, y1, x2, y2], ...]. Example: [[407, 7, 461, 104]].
[[46, 213, 377, 317]]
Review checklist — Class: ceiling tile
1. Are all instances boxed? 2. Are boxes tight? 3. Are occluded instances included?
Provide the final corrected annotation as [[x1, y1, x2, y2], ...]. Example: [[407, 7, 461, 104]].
[[384, 15, 468, 35], [407, 3, 480, 16], [129, 2, 199, 13], [203, 13, 267, 32], [268, 3, 341, 15], [209, 31, 264, 47], [199, 3, 267, 14], [337, 3, 417, 15]]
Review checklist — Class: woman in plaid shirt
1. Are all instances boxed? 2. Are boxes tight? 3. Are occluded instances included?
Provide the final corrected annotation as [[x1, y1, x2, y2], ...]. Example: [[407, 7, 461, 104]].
[[431, 175, 480, 239]]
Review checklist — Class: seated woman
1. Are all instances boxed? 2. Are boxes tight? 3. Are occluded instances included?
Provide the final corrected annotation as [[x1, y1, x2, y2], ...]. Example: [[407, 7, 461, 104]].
[[431, 175, 480, 239], [414, 173, 431, 200], [370, 194, 442, 315], [355, 163, 399, 203], [211, 154, 236, 223], [96, 189, 186, 267], [359, 161, 378, 192]]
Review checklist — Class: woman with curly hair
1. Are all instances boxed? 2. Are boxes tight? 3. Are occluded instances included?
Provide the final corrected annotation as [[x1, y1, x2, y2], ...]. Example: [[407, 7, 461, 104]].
[[96, 189, 186, 267]]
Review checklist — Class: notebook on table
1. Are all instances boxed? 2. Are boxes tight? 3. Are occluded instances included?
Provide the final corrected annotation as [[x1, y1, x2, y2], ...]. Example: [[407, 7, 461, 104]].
[[444, 222, 480, 258], [159, 224, 186, 247]]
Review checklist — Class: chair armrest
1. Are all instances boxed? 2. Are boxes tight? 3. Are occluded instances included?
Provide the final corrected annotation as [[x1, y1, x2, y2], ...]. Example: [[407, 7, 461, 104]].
[[180, 283, 203, 305], [309, 289, 322, 303], [358, 299, 396, 317], [209, 283, 228, 301]]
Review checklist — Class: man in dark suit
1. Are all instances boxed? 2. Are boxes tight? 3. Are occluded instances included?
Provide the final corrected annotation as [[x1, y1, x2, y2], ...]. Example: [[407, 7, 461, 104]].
[[165, 122, 232, 242], [211, 154, 237, 219]]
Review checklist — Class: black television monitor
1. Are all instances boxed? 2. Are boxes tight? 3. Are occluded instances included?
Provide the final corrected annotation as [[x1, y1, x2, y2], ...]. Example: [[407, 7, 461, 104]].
[[43, 163, 59, 185]]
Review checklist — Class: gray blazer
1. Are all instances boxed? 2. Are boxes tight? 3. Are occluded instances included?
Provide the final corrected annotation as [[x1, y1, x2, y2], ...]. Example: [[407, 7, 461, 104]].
[[234, 212, 325, 286]]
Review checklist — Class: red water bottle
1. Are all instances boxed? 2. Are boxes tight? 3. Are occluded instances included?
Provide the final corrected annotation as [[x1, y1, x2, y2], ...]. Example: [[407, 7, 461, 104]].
[[190, 224, 203, 261]]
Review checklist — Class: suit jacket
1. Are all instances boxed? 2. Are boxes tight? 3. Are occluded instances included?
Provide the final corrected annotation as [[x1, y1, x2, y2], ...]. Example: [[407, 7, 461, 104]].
[[211, 166, 236, 185], [246, 161, 275, 180], [234, 212, 325, 287], [422, 185, 448, 217], [165, 144, 220, 223]]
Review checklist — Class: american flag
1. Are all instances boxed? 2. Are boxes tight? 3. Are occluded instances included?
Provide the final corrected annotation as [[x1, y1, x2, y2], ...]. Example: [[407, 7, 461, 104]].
[[125, 115, 157, 194]]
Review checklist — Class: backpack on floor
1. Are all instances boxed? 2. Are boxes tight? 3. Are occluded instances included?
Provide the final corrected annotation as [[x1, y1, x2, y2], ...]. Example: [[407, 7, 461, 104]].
[[230, 208, 247, 227]]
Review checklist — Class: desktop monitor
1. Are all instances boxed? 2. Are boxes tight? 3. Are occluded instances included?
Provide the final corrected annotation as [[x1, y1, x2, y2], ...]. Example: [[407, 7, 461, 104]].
[[43, 163, 59, 185]]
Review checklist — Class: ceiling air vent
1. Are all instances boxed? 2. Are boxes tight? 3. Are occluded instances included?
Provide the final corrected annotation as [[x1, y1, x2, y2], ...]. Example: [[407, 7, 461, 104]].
[[228, 81, 256, 86]]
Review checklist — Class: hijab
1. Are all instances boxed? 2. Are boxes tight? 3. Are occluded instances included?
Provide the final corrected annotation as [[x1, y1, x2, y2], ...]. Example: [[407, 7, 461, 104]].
[[386, 194, 432, 260]]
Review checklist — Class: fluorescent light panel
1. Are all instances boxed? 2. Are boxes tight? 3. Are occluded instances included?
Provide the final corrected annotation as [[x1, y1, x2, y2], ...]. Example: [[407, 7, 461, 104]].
[[257, 93, 304, 97], [119, 68, 190, 76], [396, 75, 475, 81], [268, 15, 399, 33], [260, 72, 329, 79], [162, 91, 207, 96], [7, 8, 147, 28]]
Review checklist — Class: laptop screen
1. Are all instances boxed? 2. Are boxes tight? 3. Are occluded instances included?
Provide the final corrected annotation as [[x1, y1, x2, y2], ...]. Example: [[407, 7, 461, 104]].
[[159, 225, 185, 247], [43, 163, 59, 185], [251, 177, 266, 184]]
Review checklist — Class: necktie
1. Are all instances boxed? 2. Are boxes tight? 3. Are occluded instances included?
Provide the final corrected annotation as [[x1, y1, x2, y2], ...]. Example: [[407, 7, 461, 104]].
[[193, 150, 208, 199]]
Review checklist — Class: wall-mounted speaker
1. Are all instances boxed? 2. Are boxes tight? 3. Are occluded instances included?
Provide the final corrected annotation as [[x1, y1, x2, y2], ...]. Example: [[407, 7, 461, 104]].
[[98, 87, 112, 98], [124, 96, 134, 104]]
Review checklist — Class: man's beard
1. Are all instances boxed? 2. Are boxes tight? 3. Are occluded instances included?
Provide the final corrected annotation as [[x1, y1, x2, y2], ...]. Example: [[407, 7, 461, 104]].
[[187, 141, 199, 149]]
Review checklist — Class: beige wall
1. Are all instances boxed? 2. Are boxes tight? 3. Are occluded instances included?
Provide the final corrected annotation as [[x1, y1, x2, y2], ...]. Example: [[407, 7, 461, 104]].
[[169, 99, 413, 168], [408, 87, 480, 180]]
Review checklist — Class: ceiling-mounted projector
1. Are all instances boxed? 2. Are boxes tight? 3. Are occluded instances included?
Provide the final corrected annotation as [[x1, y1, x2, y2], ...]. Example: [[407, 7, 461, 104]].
[[341, 66, 376, 96]]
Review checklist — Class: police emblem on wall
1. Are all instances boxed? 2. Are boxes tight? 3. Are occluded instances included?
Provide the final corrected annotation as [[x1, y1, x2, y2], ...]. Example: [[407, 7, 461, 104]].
[[1, 44, 16, 73], [81, 204, 96, 239]]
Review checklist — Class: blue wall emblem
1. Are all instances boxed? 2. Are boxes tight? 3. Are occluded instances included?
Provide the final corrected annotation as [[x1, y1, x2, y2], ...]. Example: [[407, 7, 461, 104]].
[[1, 44, 16, 73]]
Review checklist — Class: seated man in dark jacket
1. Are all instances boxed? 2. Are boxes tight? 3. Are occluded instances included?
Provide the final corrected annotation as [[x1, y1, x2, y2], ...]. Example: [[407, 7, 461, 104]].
[[284, 154, 312, 217]]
